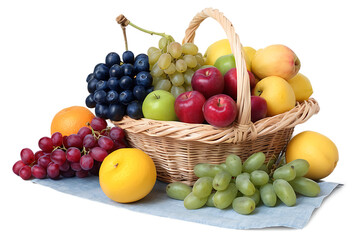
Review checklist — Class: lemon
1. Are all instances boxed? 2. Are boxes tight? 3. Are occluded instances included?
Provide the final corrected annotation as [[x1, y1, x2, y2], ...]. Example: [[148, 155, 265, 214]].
[[285, 131, 339, 180]]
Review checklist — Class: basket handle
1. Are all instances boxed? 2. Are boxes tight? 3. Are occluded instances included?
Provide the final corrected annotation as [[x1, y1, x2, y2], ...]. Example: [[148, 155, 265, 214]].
[[182, 8, 251, 126]]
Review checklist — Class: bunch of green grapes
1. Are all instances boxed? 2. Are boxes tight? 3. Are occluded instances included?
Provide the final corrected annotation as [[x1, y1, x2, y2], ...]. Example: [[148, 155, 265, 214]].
[[148, 37, 205, 98], [166, 152, 321, 215]]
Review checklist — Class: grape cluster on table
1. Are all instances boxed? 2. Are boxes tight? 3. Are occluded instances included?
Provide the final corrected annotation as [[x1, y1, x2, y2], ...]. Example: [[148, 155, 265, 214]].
[[86, 51, 154, 121], [12, 117, 127, 180]]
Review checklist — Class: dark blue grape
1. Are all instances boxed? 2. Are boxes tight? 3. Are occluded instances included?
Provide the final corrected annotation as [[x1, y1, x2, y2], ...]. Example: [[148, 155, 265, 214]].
[[109, 64, 123, 78], [96, 80, 109, 91], [95, 104, 109, 119], [93, 90, 107, 104], [133, 85, 147, 101], [135, 53, 148, 61], [85, 94, 96, 108], [107, 104, 126, 121], [94, 63, 110, 80], [135, 71, 152, 88], [106, 90, 119, 104], [107, 77, 121, 91], [86, 73, 95, 82], [87, 78, 99, 93], [119, 76, 134, 90], [126, 101, 143, 120], [119, 90, 134, 105], [134, 57, 149, 73], [121, 63, 135, 77], [105, 52, 121, 67], [122, 51, 134, 64]]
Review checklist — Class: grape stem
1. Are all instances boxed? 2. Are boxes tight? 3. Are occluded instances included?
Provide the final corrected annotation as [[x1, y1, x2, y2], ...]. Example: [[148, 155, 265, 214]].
[[127, 21, 175, 43]]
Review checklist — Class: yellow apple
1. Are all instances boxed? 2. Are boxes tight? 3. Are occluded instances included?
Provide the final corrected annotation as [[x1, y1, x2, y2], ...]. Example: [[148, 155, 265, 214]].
[[254, 76, 296, 116], [287, 73, 313, 101], [252, 44, 301, 80]]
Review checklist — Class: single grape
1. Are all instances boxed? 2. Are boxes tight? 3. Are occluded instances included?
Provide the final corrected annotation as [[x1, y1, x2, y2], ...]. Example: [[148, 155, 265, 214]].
[[59, 160, 70, 172], [183, 55, 197, 68], [119, 90, 135, 105], [206, 192, 216, 207], [213, 171, 232, 191], [70, 162, 82, 172], [133, 85, 147, 102], [77, 127, 92, 140], [93, 90, 107, 104], [183, 69, 194, 86], [34, 151, 46, 162], [89, 147, 108, 162], [225, 154, 242, 177], [50, 149, 67, 166], [166, 182, 192, 200], [61, 168, 76, 178], [195, 54, 205, 65], [20, 148, 35, 165], [273, 165, 296, 181], [134, 55, 149, 73], [80, 154, 94, 171], [96, 80, 109, 91], [182, 43, 198, 55], [38, 137, 54, 153], [19, 165, 32, 180], [163, 63, 176, 75], [66, 147, 81, 163], [183, 192, 207, 210], [51, 132, 63, 147], [126, 101, 144, 120], [13, 160, 26, 176], [236, 173, 256, 196], [158, 37, 169, 51], [38, 155, 52, 169], [108, 104, 126, 121], [273, 179, 297, 207], [192, 177, 213, 198], [247, 188, 261, 206], [65, 134, 83, 149], [109, 127, 125, 141], [122, 50, 134, 64], [119, 76, 134, 90], [87, 78, 99, 93], [136, 71, 153, 88], [194, 163, 223, 178], [31, 165, 47, 179], [121, 63, 135, 77], [106, 90, 119, 104], [260, 183, 277, 207], [98, 136, 114, 151], [250, 170, 269, 186], [90, 117, 107, 131], [157, 53, 172, 70], [105, 52, 121, 67], [175, 59, 187, 72], [243, 152, 266, 173], [154, 79, 172, 91], [168, 42, 182, 59], [150, 63, 164, 77], [170, 72, 185, 86], [288, 177, 320, 197], [213, 183, 238, 209], [232, 197, 256, 215], [148, 50, 162, 65], [95, 104, 108, 119], [170, 85, 185, 99], [147, 47, 159, 56], [83, 134, 97, 148], [47, 163, 60, 179], [286, 159, 310, 177]]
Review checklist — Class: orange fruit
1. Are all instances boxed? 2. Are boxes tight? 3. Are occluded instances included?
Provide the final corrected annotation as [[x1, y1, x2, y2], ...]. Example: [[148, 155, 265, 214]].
[[50, 106, 95, 136], [99, 148, 157, 203]]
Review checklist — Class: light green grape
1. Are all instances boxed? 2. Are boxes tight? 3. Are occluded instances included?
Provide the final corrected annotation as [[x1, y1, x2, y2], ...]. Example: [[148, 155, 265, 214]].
[[213, 170, 232, 191], [243, 152, 266, 173], [150, 63, 164, 77], [235, 173, 255, 196], [273, 179, 297, 207], [250, 170, 269, 186], [286, 159, 310, 177], [157, 53, 172, 70], [154, 79, 172, 91], [182, 43, 198, 55], [232, 197, 256, 215], [166, 182, 192, 200], [225, 154, 242, 177], [149, 50, 162, 65], [175, 59, 187, 72], [170, 72, 185, 86], [259, 183, 277, 207], [183, 55, 197, 68], [273, 164, 296, 181], [289, 177, 320, 197], [193, 163, 223, 178], [183, 68, 195, 85], [168, 42, 182, 59], [246, 188, 260, 206], [192, 177, 213, 198], [147, 47, 160, 56], [206, 192, 216, 207], [184, 192, 207, 210], [213, 183, 238, 209], [195, 53, 205, 65], [170, 85, 185, 98], [164, 63, 176, 75]]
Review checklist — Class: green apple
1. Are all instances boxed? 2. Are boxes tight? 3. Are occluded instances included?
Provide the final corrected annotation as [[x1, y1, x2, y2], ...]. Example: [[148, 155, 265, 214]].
[[142, 90, 178, 121], [214, 54, 236, 76]]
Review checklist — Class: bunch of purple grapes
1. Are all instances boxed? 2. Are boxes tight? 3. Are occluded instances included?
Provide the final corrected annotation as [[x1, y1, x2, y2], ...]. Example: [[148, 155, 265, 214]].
[[12, 117, 127, 180]]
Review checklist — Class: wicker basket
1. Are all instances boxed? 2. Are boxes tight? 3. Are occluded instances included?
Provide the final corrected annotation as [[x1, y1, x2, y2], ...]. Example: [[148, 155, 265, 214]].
[[113, 8, 320, 185]]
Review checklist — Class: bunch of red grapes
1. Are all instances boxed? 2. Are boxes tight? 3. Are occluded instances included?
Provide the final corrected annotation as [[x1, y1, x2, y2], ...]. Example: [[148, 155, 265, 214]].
[[12, 117, 127, 180]]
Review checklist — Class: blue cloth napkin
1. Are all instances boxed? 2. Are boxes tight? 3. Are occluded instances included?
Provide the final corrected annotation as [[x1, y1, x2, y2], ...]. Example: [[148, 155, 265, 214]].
[[32, 176, 340, 229]]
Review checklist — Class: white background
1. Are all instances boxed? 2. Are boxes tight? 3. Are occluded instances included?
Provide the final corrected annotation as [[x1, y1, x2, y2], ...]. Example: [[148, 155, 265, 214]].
[[1, 0, 358, 238]]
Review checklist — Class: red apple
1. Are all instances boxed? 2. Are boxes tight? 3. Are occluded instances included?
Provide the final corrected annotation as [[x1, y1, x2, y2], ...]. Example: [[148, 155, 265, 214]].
[[191, 67, 224, 99], [224, 68, 258, 100], [251, 96, 267, 122], [203, 94, 237, 128], [175, 91, 206, 124]]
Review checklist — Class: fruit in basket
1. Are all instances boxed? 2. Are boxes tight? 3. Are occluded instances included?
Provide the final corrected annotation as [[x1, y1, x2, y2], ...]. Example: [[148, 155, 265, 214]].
[[287, 73, 313, 101], [174, 91, 206, 124], [253, 76, 296, 116], [142, 90, 177, 121], [223, 68, 257, 100], [202, 94, 237, 128], [191, 67, 224, 99], [252, 44, 301, 80], [85, 51, 152, 121], [50, 106, 95, 136], [99, 148, 156, 203], [285, 131, 339, 180], [251, 96, 267, 122], [243, 46, 256, 69], [204, 39, 232, 66], [214, 54, 236, 76]]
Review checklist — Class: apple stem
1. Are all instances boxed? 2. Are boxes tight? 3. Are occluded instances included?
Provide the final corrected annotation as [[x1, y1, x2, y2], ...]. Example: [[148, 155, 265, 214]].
[[154, 93, 160, 99], [217, 98, 222, 107], [114, 163, 119, 168]]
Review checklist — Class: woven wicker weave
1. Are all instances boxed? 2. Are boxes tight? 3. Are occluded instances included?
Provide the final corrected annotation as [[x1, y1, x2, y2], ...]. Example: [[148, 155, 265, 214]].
[[113, 8, 320, 185]]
